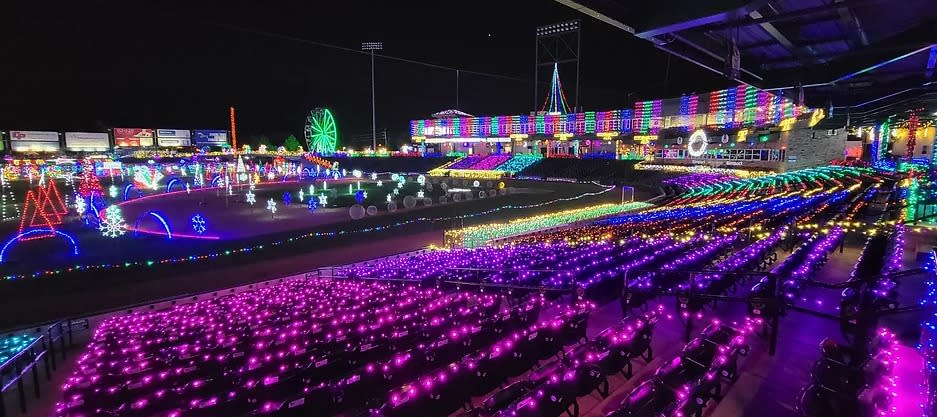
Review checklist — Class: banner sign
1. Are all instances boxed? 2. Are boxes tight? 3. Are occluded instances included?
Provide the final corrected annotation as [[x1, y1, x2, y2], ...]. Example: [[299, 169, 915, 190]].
[[9, 130, 60, 152], [65, 132, 110, 151], [192, 130, 228, 145], [113, 128, 155, 147], [156, 129, 191, 147]]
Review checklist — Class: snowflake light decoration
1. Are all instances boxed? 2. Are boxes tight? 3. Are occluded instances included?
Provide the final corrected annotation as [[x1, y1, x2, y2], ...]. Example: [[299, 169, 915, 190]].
[[417, 190, 425, 198], [318, 194, 328, 207], [355, 190, 365, 204], [307, 197, 318, 212], [108, 185, 118, 198], [371, 173, 378, 180], [191, 214, 207, 235], [245, 187, 256, 205], [377, 180, 384, 187], [99, 205, 126, 238], [75, 195, 87, 215], [266, 198, 277, 214]]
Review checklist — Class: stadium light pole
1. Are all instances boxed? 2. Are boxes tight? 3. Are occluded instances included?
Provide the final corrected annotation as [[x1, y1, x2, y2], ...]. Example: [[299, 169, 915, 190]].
[[362, 42, 383, 151]]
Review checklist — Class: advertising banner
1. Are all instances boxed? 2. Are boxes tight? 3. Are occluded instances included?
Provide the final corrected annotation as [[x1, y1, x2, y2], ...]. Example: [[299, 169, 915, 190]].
[[113, 128, 155, 147], [192, 130, 228, 146], [65, 132, 110, 151], [9, 130, 60, 152], [156, 129, 191, 147]]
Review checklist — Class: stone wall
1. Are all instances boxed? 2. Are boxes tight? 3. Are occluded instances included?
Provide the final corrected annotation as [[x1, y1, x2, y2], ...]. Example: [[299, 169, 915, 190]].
[[782, 121, 847, 172]]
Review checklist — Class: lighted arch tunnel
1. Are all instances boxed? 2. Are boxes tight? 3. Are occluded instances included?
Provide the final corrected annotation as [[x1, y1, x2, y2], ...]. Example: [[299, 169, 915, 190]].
[[0, 229, 79, 263], [165, 177, 185, 193], [123, 184, 143, 201], [133, 211, 173, 239]]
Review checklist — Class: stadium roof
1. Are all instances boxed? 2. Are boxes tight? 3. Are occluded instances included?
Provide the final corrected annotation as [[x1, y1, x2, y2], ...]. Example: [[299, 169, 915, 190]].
[[557, 0, 937, 124]]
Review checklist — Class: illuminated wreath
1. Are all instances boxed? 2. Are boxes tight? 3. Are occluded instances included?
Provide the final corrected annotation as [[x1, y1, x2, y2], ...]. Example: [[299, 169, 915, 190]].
[[687, 130, 708, 157]]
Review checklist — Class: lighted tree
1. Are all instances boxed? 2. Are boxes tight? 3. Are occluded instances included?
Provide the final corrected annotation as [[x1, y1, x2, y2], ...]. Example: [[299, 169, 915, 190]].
[[284, 134, 303, 152], [78, 167, 103, 198]]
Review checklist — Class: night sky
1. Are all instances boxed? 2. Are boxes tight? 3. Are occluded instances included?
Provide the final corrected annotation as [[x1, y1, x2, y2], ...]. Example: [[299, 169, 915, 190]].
[[3, 0, 731, 148]]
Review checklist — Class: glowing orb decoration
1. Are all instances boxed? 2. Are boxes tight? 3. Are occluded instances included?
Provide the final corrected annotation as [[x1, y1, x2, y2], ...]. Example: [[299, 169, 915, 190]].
[[473, 180, 480, 188], [417, 175, 426, 185], [391, 173, 399, 182], [687, 130, 708, 157], [108, 185, 118, 198], [190, 214, 207, 235], [266, 198, 277, 214], [99, 205, 126, 238], [352, 169, 362, 178]]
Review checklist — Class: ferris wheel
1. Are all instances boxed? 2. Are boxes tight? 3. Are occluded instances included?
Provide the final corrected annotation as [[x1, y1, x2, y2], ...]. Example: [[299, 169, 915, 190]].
[[304, 108, 338, 155]]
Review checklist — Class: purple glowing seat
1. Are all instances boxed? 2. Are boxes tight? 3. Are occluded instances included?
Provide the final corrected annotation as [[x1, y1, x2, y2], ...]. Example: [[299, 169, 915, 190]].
[[605, 379, 673, 417]]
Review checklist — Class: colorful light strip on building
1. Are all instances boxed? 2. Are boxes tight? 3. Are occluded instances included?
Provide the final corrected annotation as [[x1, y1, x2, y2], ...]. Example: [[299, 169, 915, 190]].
[[411, 86, 804, 139]]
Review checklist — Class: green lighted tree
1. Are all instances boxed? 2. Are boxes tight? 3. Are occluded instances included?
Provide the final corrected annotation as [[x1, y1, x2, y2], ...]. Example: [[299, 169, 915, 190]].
[[284, 134, 304, 152]]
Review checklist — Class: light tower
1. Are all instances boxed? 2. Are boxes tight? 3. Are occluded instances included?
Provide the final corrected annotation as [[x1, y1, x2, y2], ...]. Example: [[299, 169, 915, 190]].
[[361, 42, 383, 151]]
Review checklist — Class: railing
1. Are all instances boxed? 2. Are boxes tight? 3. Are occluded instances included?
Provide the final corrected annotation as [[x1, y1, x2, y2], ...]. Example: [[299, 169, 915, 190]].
[[0, 320, 87, 417], [0, 246, 435, 417]]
